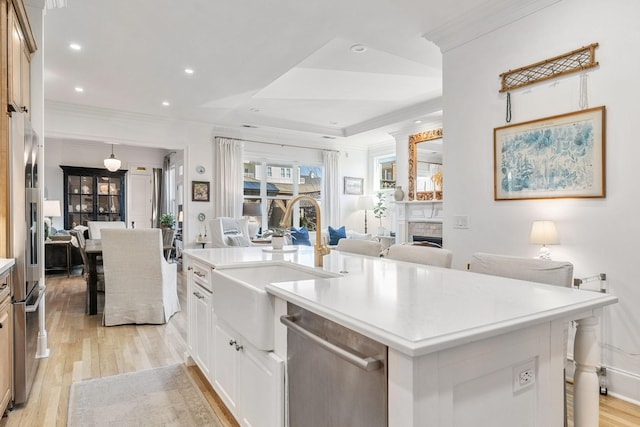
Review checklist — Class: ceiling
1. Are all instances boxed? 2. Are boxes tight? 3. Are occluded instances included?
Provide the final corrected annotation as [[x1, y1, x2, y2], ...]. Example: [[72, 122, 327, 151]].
[[41, 0, 559, 146]]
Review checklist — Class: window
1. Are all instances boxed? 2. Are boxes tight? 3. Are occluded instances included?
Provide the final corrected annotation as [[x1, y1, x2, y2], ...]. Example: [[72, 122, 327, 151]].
[[243, 161, 323, 233]]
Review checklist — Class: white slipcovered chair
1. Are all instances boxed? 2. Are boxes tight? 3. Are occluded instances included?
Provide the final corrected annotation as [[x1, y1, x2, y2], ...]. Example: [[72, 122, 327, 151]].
[[101, 228, 180, 326], [468, 252, 573, 287], [335, 239, 382, 257], [385, 243, 453, 268], [209, 217, 251, 247], [87, 220, 126, 239]]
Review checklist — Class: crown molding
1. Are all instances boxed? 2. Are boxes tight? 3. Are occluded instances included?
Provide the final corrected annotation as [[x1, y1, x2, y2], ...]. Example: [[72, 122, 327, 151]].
[[423, 0, 562, 52]]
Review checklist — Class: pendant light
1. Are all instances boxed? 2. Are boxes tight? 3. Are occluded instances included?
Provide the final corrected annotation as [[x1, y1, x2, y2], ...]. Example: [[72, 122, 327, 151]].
[[104, 144, 121, 172]]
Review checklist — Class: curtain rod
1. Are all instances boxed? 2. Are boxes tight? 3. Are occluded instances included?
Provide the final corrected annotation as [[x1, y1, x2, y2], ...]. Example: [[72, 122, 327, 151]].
[[214, 136, 340, 154]]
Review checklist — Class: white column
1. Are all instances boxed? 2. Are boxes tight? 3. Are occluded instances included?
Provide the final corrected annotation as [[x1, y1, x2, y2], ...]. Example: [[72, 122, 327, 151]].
[[573, 315, 600, 427]]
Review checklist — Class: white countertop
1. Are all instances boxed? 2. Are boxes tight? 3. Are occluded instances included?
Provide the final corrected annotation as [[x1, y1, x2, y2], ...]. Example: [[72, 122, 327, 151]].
[[0, 258, 15, 277], [184, 247, 618, 357]]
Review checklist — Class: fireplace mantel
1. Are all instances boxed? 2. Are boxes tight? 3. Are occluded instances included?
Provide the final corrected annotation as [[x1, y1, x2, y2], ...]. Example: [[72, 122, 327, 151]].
[[394, 200, 443, 244]]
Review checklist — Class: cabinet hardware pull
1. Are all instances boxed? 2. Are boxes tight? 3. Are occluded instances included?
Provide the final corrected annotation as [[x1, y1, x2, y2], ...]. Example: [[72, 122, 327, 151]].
[[193, 291, 204, 299], [187, 266, 193, 271], [280, 314, 382, 372], [235, 344, 243, 351], [229, 340, 237, 346], [194, 271, 205, 278]]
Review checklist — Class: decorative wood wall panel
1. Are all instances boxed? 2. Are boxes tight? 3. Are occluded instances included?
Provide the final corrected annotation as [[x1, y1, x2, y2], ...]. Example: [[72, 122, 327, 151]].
[[499, 43, 598, 93]]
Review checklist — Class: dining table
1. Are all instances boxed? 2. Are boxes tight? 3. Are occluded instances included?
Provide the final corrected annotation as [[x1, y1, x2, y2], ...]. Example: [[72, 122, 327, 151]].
[[84, 239, 102, 315]]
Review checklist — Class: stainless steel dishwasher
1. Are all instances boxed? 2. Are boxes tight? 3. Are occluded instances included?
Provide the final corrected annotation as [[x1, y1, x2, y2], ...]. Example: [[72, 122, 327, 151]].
[[281, 303, 388, 427]]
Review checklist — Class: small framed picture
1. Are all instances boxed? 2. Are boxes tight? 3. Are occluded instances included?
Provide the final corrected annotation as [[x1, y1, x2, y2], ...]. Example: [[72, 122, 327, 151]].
[[343, 176, 364, 195], [192, 181, 210, 202]]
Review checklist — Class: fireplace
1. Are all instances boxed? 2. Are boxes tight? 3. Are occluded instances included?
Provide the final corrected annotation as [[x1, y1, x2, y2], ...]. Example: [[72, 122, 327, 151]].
[[408, 221, 443, 247], [393, 200, 443, 244]]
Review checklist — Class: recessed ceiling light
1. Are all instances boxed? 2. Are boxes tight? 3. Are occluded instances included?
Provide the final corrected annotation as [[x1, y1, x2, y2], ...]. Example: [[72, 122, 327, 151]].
[[322, 136, 337, 140], [184, 68, 194, 75], [69, 43, 81, 51], [74, 86, 84, 93], [414, 120, 422, 124], [329, 121, 338, 126], [350, 44, 367, 53], [162, 101, 170, 107], [249, 107, 260, 112], [242, 124, 258, 128]]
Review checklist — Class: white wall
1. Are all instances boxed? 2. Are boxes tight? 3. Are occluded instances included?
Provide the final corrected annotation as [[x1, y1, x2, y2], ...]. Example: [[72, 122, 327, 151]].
[[442, 0, 640, 401]]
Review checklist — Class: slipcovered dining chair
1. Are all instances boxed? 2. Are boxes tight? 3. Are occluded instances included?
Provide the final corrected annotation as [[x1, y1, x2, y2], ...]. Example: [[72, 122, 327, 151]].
[[335, 239, 382, 257], [87, 220, 126, 239], [101, 229, 180, 326], [468, 252, 573, 287], [385, 243, 453, 268]]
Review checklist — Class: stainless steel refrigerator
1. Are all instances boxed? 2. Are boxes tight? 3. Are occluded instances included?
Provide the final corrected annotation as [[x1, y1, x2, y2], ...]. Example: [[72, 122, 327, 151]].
[[9, 111, 42, 405]]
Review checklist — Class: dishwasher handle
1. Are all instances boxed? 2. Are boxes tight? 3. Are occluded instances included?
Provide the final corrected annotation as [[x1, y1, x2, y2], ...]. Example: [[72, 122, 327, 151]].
[[280, 314, 382, 372]]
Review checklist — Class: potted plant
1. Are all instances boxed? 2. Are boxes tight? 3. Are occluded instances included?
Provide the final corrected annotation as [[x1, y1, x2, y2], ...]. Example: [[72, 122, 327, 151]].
[[373, 191, 388, 235], [160, 213, 175, 229]]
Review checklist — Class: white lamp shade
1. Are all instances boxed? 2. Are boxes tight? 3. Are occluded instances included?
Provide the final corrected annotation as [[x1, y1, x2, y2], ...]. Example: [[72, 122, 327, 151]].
[[104, 155, 121, 172], [242, 202, 262, 217], [530, 220, 559, 245], [357, 195, 375, 210], [43, 200, 61, 217]]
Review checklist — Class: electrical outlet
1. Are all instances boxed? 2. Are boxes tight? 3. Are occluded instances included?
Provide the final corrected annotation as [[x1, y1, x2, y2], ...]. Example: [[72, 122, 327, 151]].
[[513, 358, 537, 393]]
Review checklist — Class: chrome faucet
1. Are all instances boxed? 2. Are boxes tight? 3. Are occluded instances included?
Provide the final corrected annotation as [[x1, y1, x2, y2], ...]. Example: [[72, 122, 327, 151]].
[[280, 195, 330, 267]]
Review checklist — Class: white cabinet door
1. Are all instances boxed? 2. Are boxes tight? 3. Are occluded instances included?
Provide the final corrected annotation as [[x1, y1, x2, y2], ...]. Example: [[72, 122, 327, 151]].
[[213, 321, 239, 415], [193, 283, 211, 378], [238, 344, 284, 427]]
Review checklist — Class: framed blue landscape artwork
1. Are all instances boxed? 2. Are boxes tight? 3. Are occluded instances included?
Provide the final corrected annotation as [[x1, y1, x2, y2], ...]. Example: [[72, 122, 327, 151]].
[[494, 106, 605, 200]]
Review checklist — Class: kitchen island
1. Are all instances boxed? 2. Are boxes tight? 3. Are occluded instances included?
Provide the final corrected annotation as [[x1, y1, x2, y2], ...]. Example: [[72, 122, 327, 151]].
[[183, 246, 617, 427]]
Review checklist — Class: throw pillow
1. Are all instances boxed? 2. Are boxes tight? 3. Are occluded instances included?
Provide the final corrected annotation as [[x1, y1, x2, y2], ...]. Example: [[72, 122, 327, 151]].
[[290, 227, 311, 246], [349, 231, 372, 240], [328, 225, 346, 245], [227, 235, 250, 247]]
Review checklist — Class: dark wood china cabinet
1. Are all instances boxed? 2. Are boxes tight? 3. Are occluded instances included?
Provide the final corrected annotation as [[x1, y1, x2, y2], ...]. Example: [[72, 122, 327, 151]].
[[60, 166, 127, 230]]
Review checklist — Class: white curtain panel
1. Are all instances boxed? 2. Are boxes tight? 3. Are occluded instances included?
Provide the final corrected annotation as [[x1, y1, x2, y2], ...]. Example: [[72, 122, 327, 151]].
[[214, 137, 245, 218], [322, 151, 341, 228]]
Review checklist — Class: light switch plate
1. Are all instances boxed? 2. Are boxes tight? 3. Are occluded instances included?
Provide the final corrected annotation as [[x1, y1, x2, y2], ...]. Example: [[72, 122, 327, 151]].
[[453, 215, 469, 229]]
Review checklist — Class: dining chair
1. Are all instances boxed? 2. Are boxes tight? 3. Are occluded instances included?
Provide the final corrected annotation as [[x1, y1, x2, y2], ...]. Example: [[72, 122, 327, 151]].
[[69, 229, 105, 292], [468, 252, 573, 287], [335, 239, 382, 257], [87, 220, 126, 239], [101, 228, 180, 326], [384, 243, 453, 268]]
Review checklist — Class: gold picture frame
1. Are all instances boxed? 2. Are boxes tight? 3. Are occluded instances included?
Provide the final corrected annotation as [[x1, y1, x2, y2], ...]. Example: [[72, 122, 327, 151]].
[[494, 106, 605, 200]]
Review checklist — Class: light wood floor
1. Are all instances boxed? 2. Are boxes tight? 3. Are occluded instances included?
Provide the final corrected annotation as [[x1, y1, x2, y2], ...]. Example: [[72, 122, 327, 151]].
[[0, 270, 238, 427], [2, 272, 640, 426]]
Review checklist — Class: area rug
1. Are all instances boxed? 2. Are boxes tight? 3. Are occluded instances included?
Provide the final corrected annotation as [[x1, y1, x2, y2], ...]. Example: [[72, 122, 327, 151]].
[[68, 364, 223, 426]]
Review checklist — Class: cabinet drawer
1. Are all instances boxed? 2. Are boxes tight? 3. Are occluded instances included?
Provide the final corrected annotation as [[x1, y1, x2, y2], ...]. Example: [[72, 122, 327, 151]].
[[192, 261, 211, 291]]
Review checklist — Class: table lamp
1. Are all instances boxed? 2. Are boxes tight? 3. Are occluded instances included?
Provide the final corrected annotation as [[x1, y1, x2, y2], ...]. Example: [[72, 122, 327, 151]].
[[530, 220, 559, 260], [357, 195, 375, 234], [243, 202, 262, 239], [43, 199, 61, 238]]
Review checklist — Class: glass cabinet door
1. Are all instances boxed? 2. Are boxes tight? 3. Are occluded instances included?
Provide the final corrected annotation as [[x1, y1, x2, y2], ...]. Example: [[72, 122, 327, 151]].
[[67, 174, 95, 228], [97, 176, 122, 221]]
